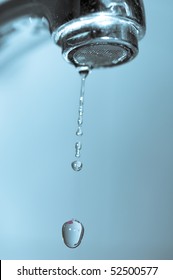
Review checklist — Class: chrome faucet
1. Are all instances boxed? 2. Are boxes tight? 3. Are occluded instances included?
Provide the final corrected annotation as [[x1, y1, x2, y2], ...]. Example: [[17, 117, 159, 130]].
[[0, 0, 146, 69]]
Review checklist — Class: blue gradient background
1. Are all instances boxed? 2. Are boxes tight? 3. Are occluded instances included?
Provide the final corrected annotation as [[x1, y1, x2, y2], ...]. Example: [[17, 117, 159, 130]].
[[0, 0, 173, 259]]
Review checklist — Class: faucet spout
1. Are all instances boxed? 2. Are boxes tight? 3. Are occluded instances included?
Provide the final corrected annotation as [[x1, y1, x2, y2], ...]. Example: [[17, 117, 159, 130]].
[[53, 0, 146, 69], [0, 0, 146, 69]]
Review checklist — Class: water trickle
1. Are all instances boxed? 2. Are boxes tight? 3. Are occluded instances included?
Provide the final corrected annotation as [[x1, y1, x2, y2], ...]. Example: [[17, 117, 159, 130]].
[[62, 219, 84, 248], [71, 66, 90, 171]]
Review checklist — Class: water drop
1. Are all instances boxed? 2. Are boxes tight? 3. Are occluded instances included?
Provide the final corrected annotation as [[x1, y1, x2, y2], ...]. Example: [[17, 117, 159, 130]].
[[78, 66, 90, 78], [71, 160, 83, 171], [75, 151, 80, 158], [76, 127, 83, 136], [75, 141, 82, 158], [75, 141, 82, 150], [77, 116, 83, 126], [62, 219, 84, 248]]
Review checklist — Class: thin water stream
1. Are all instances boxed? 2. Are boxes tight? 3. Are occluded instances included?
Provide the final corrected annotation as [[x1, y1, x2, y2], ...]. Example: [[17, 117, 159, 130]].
[[62, 67, 90, 248], [71, 67, 89, 172]]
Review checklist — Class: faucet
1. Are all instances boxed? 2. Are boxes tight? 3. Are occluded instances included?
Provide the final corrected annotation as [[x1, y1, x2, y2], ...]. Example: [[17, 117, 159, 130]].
[[0, 0, 146, 69]]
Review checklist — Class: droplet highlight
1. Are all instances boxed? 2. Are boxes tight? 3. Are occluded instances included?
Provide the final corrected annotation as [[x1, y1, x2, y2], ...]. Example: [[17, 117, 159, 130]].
[[62, 219, 84, 248]]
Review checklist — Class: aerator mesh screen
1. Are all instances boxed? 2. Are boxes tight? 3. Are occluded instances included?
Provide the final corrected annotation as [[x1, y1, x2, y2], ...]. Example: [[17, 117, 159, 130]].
[[72, 44, 128, 68]]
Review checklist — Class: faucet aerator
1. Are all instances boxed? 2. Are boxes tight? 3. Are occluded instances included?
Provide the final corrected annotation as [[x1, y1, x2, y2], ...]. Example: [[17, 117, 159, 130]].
[[53, 1, 145, 69]]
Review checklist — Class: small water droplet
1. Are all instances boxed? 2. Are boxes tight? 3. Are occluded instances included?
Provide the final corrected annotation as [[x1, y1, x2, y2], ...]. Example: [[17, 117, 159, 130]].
[[62, 219, 84, 248], [71, 160, 83, 171], [75, 142, 82, 158], [75, 142, 82, 150], [76, 127, 83, 136], [78, 66, 90, 78], [75, 151, 80, 158], [78, 116, 83, 126]]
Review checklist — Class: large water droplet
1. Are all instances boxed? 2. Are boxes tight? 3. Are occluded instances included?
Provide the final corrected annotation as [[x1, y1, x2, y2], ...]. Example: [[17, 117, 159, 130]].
[[71, 160, 83, 171], [62, 219, 84, 248]]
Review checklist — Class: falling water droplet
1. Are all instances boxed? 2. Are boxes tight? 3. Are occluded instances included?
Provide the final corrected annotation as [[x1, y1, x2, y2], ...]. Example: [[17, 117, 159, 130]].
[[77, 116, 83, 126], [62, 219, 84, 248], [71, 66, 90, 171], [75, 141, 82, 150], [76, 127, 83, 136], [71, 160, 83, 171], [75, 141, 82, 158]]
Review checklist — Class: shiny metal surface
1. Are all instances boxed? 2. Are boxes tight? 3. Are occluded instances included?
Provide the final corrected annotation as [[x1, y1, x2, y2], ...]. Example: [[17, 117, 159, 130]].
[[54, 0, 146, 34], [53, 0, 146, 68], [53, 14, 139, 68], [0, 0, 146, 69]]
